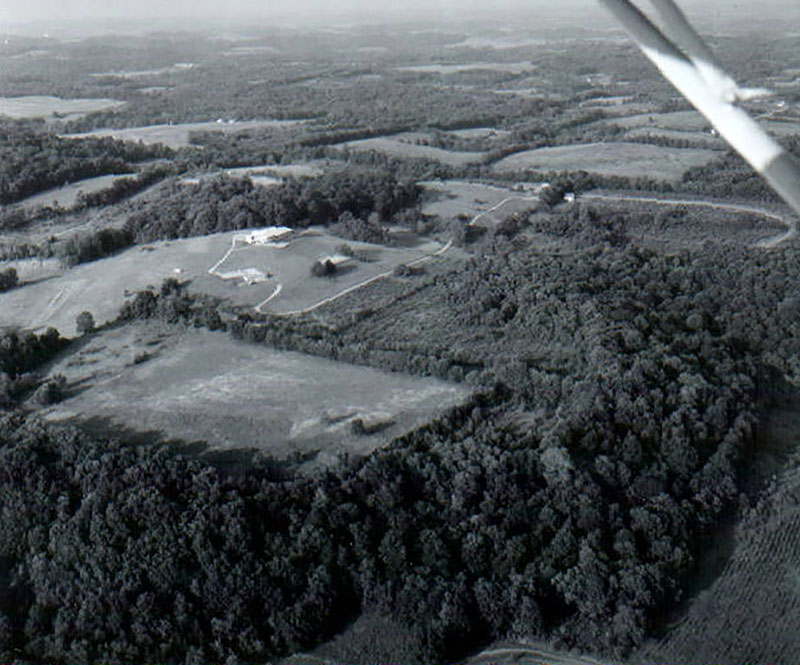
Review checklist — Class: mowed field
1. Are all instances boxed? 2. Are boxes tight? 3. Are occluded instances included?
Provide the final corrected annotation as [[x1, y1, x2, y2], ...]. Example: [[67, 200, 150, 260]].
[[420, 180, 540, 220], [42, 325, 471, 465], [62, 119, 305, 150], [396, 61, 537, 74], [336, 133, 489, 166], [0, 228, 447, 334], [10, 173, 135, 211], [493, 142, 720, 181], [0, 95, 125, 119]]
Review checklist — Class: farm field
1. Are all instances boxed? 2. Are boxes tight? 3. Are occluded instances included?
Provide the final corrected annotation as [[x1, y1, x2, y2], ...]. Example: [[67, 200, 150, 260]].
[[493, 142, 720, 181], [336, 133, 489, 166], [9, 173, 135, 211], [0, 95, 125, 119], [90, 63, 196, 78], [605, 110, 800, 140], [420, 179, 540, 220], [42, 325, 471, 466], [447, 127, 511, 139], [0, 227, 447, 333], [62, 119, 306, 150], [602, 110, 710, 131], [396, 61, 537, 74], [622, 126, 722, 146]]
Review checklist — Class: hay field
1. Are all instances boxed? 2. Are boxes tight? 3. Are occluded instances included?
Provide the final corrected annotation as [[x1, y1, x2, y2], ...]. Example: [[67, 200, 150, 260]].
[[493, 142, 719, 181], [604, 110, 710, 131], [396, 61, 537, 74], [0, 228, 445, 333], [0, 95, 125, 119], [336, 134, 489, 166], [420, 180, 537, 219], [62, 119, 305, 150], [43, 325, 470, 465], [12, 173, 135, 211]]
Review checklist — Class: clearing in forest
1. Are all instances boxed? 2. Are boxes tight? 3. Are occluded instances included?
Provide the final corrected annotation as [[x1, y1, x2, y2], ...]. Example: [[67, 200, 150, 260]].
[[42, 325, 471, 466], [62, 119, 306, 150], [0, 95, 125, 120], [335, 133, 489, 166], [396, 61, 537, 74], [493, 142, 719, 181], [11, 174, 136, 211]]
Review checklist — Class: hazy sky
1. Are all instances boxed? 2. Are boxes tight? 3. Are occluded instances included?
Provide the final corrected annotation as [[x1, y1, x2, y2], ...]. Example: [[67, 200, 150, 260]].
[[0, 0, 794, 31], [0, 0, 605, 26]]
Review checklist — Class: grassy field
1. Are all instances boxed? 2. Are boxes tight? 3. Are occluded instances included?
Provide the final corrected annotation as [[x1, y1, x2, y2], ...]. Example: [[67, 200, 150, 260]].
[[12, 173, 135, 211], [62, 119, 305, 150], [0, 227, 446, 333], [396, 61, 537, 74], [0, 95, 125, 119], [42, 324, 470, 466], [447, 127, 511, 139], [622, 126, 722, 146], [336, 134, 489, 166], [420, 180, 539, 220], [606, 110, 800, 141], [604, 110, 710, 131], [493, 142, 720, 181], [637, 396, 800, 665], [90, 63, 196, 79]]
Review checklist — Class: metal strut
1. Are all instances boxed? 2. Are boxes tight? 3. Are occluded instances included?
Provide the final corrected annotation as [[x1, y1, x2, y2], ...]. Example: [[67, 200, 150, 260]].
[[598, 0, 800, 219]]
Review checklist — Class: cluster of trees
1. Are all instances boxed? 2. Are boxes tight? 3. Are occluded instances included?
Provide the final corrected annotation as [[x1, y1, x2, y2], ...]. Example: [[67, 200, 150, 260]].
[[0, 268, 18, 292], [123, 170, 419, 243], [55, 227, 134, 266], [0, 119, 172, 205], [0, 327, 70, 408]]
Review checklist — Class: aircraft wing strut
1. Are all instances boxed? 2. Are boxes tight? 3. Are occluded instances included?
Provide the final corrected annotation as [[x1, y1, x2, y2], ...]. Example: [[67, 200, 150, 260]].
[[598, 0, 800, 218]]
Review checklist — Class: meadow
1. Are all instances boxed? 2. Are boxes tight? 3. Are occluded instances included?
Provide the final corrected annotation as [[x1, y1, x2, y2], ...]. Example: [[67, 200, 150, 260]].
[[493, 142, 721, 181], [43, 325, 471, 465], [0, 95, 125, 119]]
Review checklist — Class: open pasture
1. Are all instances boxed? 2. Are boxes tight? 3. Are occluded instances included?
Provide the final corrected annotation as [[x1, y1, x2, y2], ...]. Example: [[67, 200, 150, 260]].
[[11, 173, 135, 211], [420, 180, 536, 222], [603, 110, 710, 131], [0, 227, 446, 333], [493, 142, 720, 181], [0, 95, 125, 119], [62, 119, 305, 150], [336, 133, 489, 166], [396, 61, 537, 74], [42, 325, 470, 466], [90, 63, 196, 78]]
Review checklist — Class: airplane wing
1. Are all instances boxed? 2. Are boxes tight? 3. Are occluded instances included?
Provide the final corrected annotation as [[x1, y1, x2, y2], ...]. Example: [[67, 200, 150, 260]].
[[597, 0, 800, 218]]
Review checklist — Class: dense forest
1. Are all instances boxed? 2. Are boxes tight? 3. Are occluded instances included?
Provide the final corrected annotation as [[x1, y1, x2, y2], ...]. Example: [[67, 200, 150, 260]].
[[122, 170, 420, 242], [3, 200, 798, 664]]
